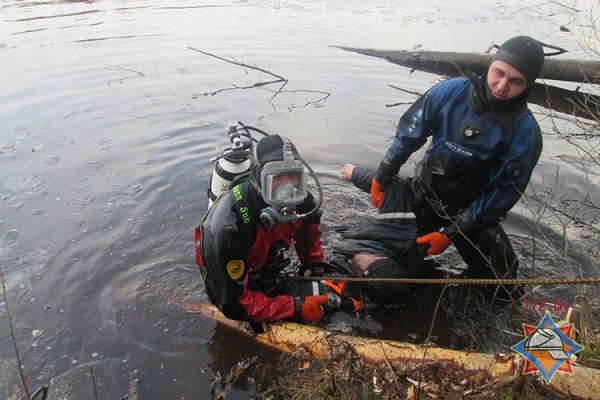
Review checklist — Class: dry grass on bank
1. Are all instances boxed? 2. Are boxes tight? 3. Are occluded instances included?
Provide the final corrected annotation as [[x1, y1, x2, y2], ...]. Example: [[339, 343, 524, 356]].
[[249, 351, 569, 400]]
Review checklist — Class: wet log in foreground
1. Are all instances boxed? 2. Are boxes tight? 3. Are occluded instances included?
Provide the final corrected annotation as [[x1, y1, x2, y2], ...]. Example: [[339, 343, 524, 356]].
[[189, 302, 600, 399]]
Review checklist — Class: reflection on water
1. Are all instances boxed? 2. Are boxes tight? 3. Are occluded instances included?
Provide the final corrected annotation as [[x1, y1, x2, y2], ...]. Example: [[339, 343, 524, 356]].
[[1, 0, 598, 398]]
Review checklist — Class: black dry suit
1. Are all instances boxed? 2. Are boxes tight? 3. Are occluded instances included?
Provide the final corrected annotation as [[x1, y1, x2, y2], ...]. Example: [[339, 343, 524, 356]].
[[333, 166, 425, 304]]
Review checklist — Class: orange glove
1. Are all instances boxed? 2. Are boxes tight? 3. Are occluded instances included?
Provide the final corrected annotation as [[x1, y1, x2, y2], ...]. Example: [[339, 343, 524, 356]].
[[370, 178, 385, 209], [300, 295, 328, 323], [416, 231, 451, 255]]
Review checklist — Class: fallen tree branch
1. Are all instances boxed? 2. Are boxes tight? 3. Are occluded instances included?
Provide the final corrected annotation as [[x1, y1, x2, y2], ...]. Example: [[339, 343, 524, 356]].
[[188, 47, 286, 97], [188, 47, 286, 80], [388, 84, 423, 97], [386, 84, 423, 107], [486, 40, 569, 57], [188, 47, 330, 111], [385, 101, 414, 108], [105, 64, 145, 84]]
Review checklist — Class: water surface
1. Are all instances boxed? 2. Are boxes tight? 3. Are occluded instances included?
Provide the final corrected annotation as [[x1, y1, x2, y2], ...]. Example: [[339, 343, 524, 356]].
[[1, 1, 598, 398]]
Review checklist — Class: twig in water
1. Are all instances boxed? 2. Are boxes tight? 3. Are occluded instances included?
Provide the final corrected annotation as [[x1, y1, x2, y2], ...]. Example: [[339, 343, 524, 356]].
[[31, 385, 49, 400], [106, 64, 145, 84], [386, 101, 414, 108], [187, 47, 331, 111], [0, 265, 32, 399], [388, 84, 422, 97], [90, 367, 99, 400]]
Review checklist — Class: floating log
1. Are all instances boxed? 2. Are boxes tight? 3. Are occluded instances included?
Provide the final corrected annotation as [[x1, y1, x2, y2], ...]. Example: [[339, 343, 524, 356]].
[[337, 46, 600, 119], [528, 81, 600, 120], [335, 46, 600, 84], [186, 301, 600, 399]]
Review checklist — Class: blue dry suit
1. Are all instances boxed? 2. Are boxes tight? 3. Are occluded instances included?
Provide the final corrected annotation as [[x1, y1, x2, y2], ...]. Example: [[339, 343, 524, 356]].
[[374, 73, 543, 295]]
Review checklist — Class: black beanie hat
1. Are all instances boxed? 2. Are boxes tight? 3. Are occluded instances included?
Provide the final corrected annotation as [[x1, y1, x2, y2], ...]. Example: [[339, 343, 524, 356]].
[[255, 135, 300, 165], [492, 36, 544, 84]]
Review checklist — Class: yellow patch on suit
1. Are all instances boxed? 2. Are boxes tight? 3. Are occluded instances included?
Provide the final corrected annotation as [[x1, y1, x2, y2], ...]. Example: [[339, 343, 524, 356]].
[[226, 260, 245, 280]]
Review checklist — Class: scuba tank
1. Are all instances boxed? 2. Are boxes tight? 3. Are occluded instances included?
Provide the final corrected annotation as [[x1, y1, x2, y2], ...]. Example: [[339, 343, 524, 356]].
[[207, 120, 252, 208], [199, 120, 253, 272]]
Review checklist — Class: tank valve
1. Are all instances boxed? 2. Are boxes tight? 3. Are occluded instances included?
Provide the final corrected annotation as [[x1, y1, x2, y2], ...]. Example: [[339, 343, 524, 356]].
[[326, 293, 342, 308], [226, 120, 238, 135]]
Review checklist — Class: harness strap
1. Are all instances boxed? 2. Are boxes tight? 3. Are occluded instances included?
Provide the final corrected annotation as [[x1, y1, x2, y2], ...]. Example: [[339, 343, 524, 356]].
[[231, 184, 257, 248]]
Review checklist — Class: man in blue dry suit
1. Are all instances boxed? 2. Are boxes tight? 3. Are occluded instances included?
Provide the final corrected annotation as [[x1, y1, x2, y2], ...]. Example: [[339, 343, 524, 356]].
[[365, 36, 545, 300]]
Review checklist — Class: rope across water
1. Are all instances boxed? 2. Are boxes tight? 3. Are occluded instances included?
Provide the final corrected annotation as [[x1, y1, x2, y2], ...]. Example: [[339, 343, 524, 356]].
[[293, 276, 600, 285]]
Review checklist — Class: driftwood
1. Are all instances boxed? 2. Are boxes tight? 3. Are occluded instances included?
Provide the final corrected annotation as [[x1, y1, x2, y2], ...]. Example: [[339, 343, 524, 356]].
[[335, 47, 600, 84], [188, 301, 600, 400], [336, 46, 600, 119]]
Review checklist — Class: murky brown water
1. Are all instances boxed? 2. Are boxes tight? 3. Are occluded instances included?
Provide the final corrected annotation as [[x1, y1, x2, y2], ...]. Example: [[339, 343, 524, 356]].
[[1, 1, 598, 398]]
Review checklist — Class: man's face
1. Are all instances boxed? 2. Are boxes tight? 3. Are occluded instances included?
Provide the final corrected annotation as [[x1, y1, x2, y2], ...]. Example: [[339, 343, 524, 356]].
[[271, 172, 300, 190], [267, 171, 306, 203], [486, 60, 527, 101]]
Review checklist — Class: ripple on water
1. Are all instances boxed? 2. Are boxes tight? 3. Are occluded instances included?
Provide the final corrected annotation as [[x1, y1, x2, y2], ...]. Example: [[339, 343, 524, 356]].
[[0, 234, 56, 295], [98, 259, 207, 356]]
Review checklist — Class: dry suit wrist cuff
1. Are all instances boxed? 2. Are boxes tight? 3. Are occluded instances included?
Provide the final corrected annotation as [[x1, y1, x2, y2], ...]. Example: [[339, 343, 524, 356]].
[[438, 227, 455, 241], [442, 214, 475, 239], [374, 161, 396, 187], [293, 297, 302, 319]]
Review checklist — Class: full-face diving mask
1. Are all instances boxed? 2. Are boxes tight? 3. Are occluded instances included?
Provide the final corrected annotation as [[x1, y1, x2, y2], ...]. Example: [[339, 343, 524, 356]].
[[259, 141, 308, 210]]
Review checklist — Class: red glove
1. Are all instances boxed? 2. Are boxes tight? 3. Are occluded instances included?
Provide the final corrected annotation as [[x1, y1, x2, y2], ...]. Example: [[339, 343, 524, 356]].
[[300, 295, 328, 323], [416, 231, 451, 255], [370, 178, 385, 209]]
